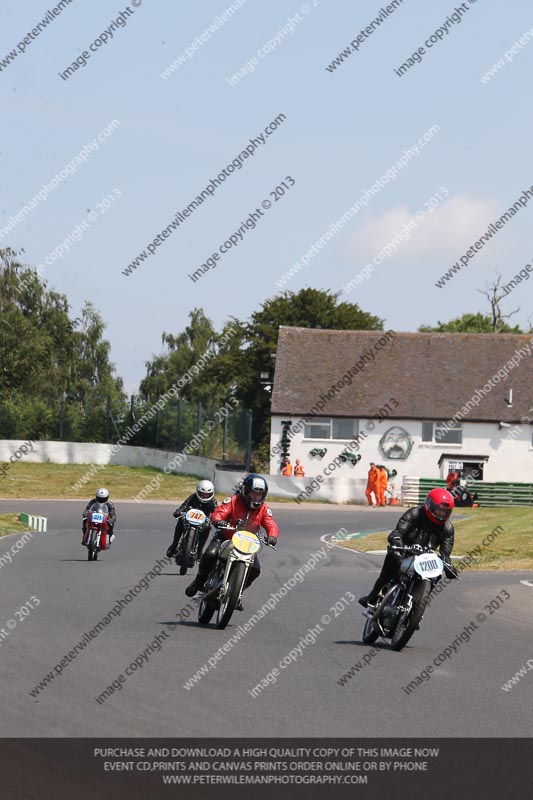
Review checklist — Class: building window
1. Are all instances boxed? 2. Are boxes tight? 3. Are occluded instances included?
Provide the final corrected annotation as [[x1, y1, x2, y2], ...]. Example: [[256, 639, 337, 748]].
[[444, 460, 485, 480], [422, 421, 463, 444], [303, 418, 359, 440]]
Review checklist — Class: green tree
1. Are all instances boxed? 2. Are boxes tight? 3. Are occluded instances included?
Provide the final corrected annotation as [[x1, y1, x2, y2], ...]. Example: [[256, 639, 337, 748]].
[[0, 248, 74, 400], [0, 248, 126, 441], [137, 290, 383, 462], [420, 275, 528, 334], [66, 302, 127, 441], [139, 308, 236, 405], [216, 288, 384, 455], [418, 312, 523, 334], [137, 310, 243, 454]]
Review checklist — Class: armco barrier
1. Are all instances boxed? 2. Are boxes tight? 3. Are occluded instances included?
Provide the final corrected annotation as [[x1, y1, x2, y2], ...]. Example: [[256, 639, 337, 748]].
[[403, 477, 533, 507], [19, 513, 47, 532]]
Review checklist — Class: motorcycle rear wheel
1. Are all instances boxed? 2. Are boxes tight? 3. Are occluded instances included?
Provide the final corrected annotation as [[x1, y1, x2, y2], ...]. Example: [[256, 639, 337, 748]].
[[391, 581, 431, 651], [216, 562, 245, 630]]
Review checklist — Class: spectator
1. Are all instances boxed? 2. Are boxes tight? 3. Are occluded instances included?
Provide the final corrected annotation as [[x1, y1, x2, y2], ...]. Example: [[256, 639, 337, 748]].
[[294, 458, 305, 477], [376, 465, 389, 507], [365, 462, 379, 506], [281, 457, 293, 476]]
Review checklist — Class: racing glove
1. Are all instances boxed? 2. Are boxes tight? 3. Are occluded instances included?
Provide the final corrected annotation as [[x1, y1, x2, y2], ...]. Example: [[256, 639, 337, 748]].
[[267, 536, 277, 547], [213, 520, 231, 529], [389, 536, 402, 548], [441, 556, 459, 579]]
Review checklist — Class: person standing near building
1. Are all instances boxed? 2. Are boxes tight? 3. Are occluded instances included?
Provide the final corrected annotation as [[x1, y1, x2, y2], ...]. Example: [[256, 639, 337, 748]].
[[377, 465, 389, 507], [365, 462, 379, 506], [294, 458, 305, 477], [281, 458, 293, 476]]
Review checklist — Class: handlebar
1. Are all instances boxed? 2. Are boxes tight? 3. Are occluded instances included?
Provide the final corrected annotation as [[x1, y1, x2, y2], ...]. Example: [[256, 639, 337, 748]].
[[389, 544, 427, 554], [389, 545, 459, 577], [213, 521, 236, 531]]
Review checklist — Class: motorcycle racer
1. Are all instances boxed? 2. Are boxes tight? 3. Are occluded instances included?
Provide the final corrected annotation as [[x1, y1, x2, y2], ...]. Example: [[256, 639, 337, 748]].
[[82, 487, 116, 545], [358, 488, 456, 608], [185, 474, 279, 607], [165, 479, 217, 559]]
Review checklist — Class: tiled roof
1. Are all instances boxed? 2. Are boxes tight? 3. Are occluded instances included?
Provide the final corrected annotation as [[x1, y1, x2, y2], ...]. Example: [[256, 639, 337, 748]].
[[271, 327, 533, 423]]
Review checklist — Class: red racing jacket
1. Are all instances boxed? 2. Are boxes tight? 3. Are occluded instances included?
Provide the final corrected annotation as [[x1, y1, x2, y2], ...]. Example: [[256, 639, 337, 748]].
[[210, 494, 280, 542]]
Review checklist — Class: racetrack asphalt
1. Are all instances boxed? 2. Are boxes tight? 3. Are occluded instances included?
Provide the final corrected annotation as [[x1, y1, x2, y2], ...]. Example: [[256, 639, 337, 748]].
[[0, 499, 531, 737]]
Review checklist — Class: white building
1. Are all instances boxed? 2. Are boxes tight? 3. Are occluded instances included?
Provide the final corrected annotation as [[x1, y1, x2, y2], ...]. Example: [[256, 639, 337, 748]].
[[269, 327, 533, 501]]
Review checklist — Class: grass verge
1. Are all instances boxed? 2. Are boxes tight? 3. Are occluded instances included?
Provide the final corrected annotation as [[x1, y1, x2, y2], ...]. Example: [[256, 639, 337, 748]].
[[0, 513, 29, 538], [0, 463, 304, 504], [0, 462, 205, 501], [335, 507, 533, 570]]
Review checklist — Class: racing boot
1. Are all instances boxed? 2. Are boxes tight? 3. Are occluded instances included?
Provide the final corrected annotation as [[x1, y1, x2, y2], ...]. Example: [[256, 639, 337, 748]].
[[185, 571, 207, 597], [358, 593, 378, 609]]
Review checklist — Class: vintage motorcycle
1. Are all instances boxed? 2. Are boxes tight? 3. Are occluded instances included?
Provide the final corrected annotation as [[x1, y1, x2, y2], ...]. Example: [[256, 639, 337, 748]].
[[175, 508, 211, 576], [197, 522, 274, 630], [450, 481, 479, 507], [83, 502, 112, 562], [362, 544, 457, 650]]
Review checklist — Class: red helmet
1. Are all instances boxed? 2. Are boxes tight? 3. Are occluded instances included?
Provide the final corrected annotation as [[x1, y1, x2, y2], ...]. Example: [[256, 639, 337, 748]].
[[424, 488, 454, 524]]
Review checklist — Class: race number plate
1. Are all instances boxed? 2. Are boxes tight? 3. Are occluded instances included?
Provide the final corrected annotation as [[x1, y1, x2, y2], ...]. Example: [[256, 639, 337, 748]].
[[232, 531, 261, 555], [185, 509, 207, 526], [413, 552, 443, 579]]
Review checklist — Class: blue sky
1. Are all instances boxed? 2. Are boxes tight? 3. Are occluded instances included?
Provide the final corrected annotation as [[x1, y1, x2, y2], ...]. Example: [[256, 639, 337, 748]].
[[2, 0, 532, 392]]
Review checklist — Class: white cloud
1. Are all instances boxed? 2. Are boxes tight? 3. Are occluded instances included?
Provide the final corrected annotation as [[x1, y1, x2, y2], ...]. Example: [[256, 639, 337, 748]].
[[343, 194, 501, 263]]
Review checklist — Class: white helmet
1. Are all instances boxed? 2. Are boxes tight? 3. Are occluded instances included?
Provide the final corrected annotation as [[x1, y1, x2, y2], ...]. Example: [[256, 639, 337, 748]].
[[195, 479, 215, 503], [96, 487, 109, 502]]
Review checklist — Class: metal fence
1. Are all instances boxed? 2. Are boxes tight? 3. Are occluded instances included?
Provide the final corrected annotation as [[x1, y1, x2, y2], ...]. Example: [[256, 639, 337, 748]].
[[129, 396, 251, 464], [0, 394, 252, 465], [403, 476, 533, 507]]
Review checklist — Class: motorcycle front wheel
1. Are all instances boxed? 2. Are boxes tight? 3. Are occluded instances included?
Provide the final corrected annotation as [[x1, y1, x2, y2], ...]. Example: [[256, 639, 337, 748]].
[[216, 562, 246, 630], [180, 534, 193, 576], [198, 598, 216, 625], [85, 531, 92, 560], [362, 615, 379, 645], [391, 581, 431, 651]]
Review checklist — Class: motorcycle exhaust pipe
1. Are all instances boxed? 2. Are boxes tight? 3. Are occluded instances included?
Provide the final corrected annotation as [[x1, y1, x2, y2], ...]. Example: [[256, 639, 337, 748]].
[[200, 583, 222, 604]]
